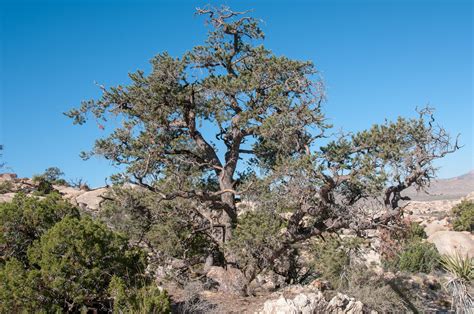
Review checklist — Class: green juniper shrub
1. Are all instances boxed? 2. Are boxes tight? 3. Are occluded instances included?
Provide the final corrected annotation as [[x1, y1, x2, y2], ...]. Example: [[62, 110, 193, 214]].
[[33, 177, 54, 195], [228, 210, 286, 274], [397, 240, 440, 273], [108, 276, 171, 314], [101, 187, 213, 265], [0, 192, 79, 263], [0, 258, 56, 313], [0, 190, 170, 313], [451, 200, 474, 232], [33, 167, 68, 186], [26, 216, 147, 311], [381, 221, 440, 273], [310, 234, 364, 289]]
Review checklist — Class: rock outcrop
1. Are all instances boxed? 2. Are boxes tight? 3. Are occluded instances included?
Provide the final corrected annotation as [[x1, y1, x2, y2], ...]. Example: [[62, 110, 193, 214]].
[[75, 188, 108, 211], [259, 291, 369, 314], [206, 266, 247, 295], [0, 173, 109, 213], [427, 230, 474, 257], [260, 291, 327, 314]]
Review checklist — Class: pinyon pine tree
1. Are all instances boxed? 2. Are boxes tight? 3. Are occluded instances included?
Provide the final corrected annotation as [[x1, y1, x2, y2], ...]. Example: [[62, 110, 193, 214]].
[[67, 6, 459, 287]]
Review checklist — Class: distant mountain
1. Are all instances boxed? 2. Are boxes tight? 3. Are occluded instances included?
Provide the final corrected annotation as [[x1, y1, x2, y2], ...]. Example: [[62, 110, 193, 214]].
[[404, 170, 474, 201]]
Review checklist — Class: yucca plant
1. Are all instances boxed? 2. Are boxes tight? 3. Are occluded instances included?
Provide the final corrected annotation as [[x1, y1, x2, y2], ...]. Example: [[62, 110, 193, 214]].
[[440, 252, 474, 313]]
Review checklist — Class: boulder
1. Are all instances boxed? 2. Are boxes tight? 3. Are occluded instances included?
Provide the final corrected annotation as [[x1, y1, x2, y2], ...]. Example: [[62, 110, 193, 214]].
[[423, 218, 450, 237], [250, 271, 287, 293], [259, 291, 368, 314], [260, 291, 327, 314], [54, 185, 86, 206], [206, 266, 247, 295], [0, 192, 15, 203], [327, 293, 366, 314], [427, 231, 474, 257], [0, 173, 17, 182], [75, 188, 108, 211]]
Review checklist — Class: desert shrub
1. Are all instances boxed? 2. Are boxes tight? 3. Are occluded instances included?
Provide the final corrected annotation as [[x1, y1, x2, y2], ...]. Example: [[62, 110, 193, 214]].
[[0, 181, 13, 194], [26, 216, 147, 310], [0, 258, 57, 312], [0, 192, 79, 263], [228, 210, 286, 273], [32, 167, 68, 196], [451, 200, 474, 232], [147, 213, 210, 260], [398, 240, 440, 273], [310, 235, 363, 288], [102, 187, 213, 264], [0, 192, 170, 312], [33, 177, 54, 195], [33, 167, 68, 186], [407, 221, 428, 239], [381, 221, 440, 273], [175, 281, 216, 313], [343, 266, 412, 312], [108, 276, 171, 314]]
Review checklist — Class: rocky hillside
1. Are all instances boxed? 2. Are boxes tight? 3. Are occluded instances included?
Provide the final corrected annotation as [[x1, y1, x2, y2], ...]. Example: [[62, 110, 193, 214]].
[[0, 173, 108, 211], [405, 170, 474, 201]]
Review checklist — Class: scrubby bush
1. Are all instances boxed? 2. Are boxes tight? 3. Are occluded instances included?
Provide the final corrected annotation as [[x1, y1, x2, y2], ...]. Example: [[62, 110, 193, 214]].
[[27, 216, 147, 310], [101, 187, 213, 265], [0, 193, 170, 312], [32, 167, 68, 196], [381, 221, 440, 273], [310, 235, 363, 288], [33, 167, 68, 186], [398, 240, 440, 273], [0, 258, 54, 312], [33, 177, 54, 195], [228, 210, 286, 275], [108, 276, 171, 313], [0, 192, 79, 263], [343, 266, 415, 312], [451, 200, 474, 232]]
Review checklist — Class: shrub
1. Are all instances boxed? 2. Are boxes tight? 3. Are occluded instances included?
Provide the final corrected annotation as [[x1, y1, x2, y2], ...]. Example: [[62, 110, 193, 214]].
[[381, 221, 440, 273], [102, 187, 213, 264], [407, 221, 428, 239], [228, 210, 286, 272], [27, 216, 147, 310], [310, 235, 363, 288], [108, 275, 171, 313], [397, 240, 440, 273], [33, 167, 68, 186], [343, 266, 413, 312], [147, 213, 209, 260], [0, 192, 79, 263], [0, 258, 56, 312], [0, 193, 169, 312], [451, 200, 474, 232]]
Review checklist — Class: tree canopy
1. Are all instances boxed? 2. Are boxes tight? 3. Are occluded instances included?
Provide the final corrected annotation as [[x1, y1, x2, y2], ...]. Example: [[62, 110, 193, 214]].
[[67, 6, 459, 286]]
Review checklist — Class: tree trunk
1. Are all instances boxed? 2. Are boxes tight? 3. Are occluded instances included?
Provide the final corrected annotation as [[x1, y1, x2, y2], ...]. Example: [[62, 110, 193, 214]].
[[219, 173, 237, 243]]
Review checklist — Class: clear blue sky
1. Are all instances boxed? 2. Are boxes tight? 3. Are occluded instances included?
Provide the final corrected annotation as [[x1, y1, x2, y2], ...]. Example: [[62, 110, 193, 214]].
[[1, 0, 472, 187]]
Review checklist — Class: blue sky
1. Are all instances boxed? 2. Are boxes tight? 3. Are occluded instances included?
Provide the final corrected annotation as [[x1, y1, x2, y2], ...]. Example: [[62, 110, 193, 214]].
[[1, 0, 472, 187]]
